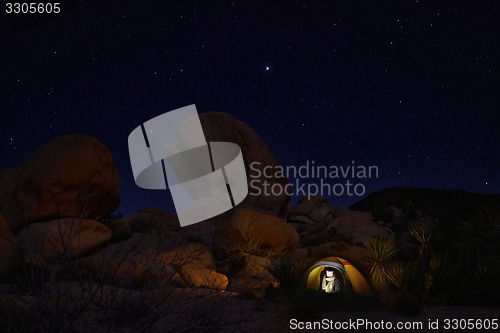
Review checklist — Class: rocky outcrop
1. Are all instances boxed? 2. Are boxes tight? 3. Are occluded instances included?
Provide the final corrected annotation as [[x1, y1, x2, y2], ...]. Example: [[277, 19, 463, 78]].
[[350, 187, 500, 220], [302, 242, 367, 268], [127, 208, 180, 236], [106, 218, 132, 242], [59, 240, 228, 291], [289, 195, 333, 223], [18, 218, 112, 264], [0, 213, 20, 278], [175, 266, 228, 291], [213, 208, 299, 257], [0, 135, 120, 232], [90, 233, 167, 259], [228, 255, 274, 297], [0, 213, 10, 236], [288, 196, 334, 241], [289, 202, 394, 268], [154, 242, 216, 271], [326, 208, 395, 247], [200, 112, 290, 217]]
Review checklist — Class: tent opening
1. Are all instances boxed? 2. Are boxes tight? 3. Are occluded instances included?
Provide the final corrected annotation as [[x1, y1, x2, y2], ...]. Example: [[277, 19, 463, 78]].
[[302, 257, 373, 297], [307, 265, 347, 293]]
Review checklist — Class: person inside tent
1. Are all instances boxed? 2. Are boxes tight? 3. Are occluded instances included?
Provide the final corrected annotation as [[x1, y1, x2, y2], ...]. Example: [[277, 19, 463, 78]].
[[321, 267, 341, 293]]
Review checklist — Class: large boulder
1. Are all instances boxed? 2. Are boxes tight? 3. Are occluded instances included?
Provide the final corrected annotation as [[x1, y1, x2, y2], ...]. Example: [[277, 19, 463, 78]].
[[288, 196, 334, 238], [326, 208, 395, 247], [90, 233, 167, 259], [175, 266, 228, 291], [154, 242, 216, 271], [213, 208, 299, 257], [60, 241, 227, 290], [228, 255, 274, 297], [154, 243, 227, 291], [127, 208, 215, 245], [0, 134, 120, 232], [200, 112, 290, 217], [0, 213, 20, 278], [0, 213, 10, 236], [106, 217, 132, 242], [290, 195, 333, 222], [18, 218, 112, 264], [304, 241, 368, 268], [127, 208, 180, 237]]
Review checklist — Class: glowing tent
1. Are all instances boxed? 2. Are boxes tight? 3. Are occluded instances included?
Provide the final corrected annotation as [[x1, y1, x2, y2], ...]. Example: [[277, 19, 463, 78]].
[[302, 257, 373, 297]]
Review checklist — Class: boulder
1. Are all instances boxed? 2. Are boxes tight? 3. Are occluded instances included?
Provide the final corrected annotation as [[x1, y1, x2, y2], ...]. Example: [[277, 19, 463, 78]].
[[291, 195, 330, 216], [154, 242, 216, 271], [0, 213, 10, 236], [309, 204, 333, 222], [127, 208, 180, 237], [61, 242, 225, 290], [58, 253, 163, 288], [86, 236, 213, 271], [200, 112, 290, 217], [181, 220, 216, 245], [326, 208, 395, 247], [0, 213, 20, 278], [289, 195, 333, 224], [176, 266, 228, 291], [0, 135, 120, 232], [288, 215, 316, 225], [106, 218, 132, 242], [213, 208, 299, 257], [90, 233, 166, 260], [228, 255, 274, 297], [145, 243, 224, 290], [18, 218, 112, 264], [306, 241, 368, 268]]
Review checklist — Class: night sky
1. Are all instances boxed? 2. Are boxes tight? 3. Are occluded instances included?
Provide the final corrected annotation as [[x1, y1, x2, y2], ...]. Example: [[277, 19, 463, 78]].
[[1, 1, 499, 216]]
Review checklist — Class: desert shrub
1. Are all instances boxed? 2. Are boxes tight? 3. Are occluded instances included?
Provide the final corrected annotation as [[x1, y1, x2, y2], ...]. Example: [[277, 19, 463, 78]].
[[366, 236, 398, 292], [457, 217, 490, 281], [263, 255, 304, 300], [384, 261, 411, 293], [425, 253, 455, 302]]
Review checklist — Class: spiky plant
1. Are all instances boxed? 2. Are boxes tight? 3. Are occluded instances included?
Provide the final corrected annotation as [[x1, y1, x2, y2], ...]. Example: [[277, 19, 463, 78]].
[[459, 215, 489, 281], [384, 261, 409, 292], [366, 237, 398, 291], [263, 255, 303, 298], [424, 252, 454, 302], [409, 223, 432, 272], [475, 264, 498, 286]]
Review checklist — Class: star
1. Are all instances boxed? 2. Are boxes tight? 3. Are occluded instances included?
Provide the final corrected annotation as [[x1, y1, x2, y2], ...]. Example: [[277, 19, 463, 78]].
[[265, 66, 270, 71]]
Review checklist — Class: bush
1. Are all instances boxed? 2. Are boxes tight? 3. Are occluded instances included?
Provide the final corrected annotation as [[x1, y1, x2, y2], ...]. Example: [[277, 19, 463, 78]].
[[366, 237, 398, 292], [263, 255, 304, 301]]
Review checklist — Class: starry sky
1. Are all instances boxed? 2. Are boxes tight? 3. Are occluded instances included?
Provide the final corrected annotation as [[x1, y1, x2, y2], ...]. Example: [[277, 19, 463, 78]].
[[1, 1, 499, 216]]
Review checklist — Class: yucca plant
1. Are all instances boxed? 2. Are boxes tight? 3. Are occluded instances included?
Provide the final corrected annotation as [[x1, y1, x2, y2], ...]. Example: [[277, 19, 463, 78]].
[[263, 255, 303, 299], [409, 224, 432, 265], [424, 252, 454, 302], [427, 253, 448, 284], [384, 261, 410, 292], [366, 236, 398, 291], [459, 216, 489, 281], [475, 264, 498, 286]]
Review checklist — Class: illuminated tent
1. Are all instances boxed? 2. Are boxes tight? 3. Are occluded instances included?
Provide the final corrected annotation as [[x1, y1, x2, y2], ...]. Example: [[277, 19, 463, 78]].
[[302, 256, 373, 297]]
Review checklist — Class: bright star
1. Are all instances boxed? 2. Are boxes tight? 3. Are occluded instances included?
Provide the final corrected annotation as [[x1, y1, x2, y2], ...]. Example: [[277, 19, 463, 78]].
[[265, 66, 270, 71]]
